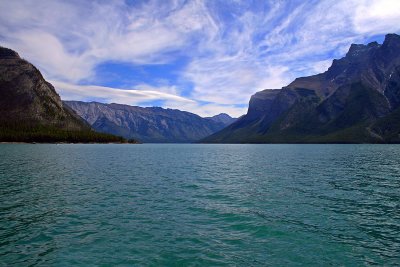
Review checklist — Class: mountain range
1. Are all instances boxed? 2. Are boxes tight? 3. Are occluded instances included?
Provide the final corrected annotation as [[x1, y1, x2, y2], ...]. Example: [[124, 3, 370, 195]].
[[2, 33, 399, 144], [0, 45, 234, 143], [203, 33, 400, 143], [0, 46, 131, 143], [64, 101, 235, 143]]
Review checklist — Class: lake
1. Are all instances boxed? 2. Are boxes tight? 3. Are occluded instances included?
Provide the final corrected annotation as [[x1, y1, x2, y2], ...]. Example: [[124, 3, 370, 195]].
[[0, 144, 399, 266]]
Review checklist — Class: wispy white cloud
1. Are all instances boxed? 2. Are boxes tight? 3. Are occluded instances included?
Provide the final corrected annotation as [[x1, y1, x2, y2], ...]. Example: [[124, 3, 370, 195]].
[[0, 0, 198, 82], [53, 80, 194, 105], [354, 0, 400, 34], [0, 0, 399, 117], [185, 59, 290, 105], [3, 30, 95, 82]]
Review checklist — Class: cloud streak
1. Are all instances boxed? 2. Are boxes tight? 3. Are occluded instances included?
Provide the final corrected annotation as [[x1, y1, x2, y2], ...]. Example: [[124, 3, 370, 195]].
[[54, 81, 194, 105]]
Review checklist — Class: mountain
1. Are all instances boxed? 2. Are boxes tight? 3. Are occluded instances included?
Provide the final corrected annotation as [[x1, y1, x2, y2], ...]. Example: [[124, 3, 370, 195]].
[[206, 113, 237, 125], [0, 46, 130, 143], [203, 33, 400, 143], [64, 101, 236, 143]]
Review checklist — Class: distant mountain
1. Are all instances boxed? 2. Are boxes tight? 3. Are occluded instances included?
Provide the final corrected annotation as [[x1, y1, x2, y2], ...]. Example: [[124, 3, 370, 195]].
[[202, 33, 400, 143], [0, 46, 130, 143], [206, 113, 237, 125], [64, 101, 236, 143]]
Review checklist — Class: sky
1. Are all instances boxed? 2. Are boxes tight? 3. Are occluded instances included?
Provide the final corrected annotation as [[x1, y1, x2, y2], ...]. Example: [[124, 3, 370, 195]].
[[1, 0, 400, 117]]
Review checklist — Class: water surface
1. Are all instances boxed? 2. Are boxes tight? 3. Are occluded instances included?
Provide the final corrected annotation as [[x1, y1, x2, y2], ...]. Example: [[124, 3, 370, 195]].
[[0, 144, 399, 266]]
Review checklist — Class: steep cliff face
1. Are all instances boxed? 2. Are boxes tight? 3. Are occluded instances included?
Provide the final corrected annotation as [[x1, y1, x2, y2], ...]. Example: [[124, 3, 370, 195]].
[[64, 101, 235, 143], [0, 46, 87, 130], [203, 33, 400, 143], [0, 46, 127, 143]]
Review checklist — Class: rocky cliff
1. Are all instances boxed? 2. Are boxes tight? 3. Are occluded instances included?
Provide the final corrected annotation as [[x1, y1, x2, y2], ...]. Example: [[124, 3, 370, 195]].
[[202, 33, 400, 143], [0, 46, 128, 143]]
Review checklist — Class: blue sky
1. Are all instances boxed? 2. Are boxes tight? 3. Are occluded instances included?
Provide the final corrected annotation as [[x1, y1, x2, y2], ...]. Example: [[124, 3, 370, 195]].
[[0, 0, 399, 117]]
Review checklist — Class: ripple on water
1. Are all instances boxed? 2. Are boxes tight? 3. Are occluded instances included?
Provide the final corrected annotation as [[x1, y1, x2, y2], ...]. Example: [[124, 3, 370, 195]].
[[0, 144, 399, 266]]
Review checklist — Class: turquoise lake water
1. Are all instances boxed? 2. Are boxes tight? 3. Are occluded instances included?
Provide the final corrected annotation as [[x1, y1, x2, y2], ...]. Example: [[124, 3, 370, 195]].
[[0, 144, 399, 266]]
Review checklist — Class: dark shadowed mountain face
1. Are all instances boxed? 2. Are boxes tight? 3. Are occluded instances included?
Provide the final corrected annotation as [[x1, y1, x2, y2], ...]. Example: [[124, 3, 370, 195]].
[[0, 46, 128, 143], [0, 48, 90, 130], [202, 33, 400, 143], [0, 47, 86, 130], [64, 101, 236, 143]]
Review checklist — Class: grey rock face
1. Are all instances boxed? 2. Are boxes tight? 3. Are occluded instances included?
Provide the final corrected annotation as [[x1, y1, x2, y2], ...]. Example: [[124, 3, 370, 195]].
[[0, 46, 88, 131], [64, 101, 236, 143], [203, 33, 400, 143]]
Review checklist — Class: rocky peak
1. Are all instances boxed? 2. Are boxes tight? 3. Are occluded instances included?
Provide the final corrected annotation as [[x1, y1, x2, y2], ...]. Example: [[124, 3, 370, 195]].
[[212, 113, 231, 119], [345, 38, 387, 59], [346, 43, 373, 58], [0, 46, 20, 59], [326, 39, 384, 83], [347, 43, 366, 53], [367, 41, 380, 48], [381, 33, 400, 56], [383, 33, 400, 46], [208, 113, 236, 125]]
